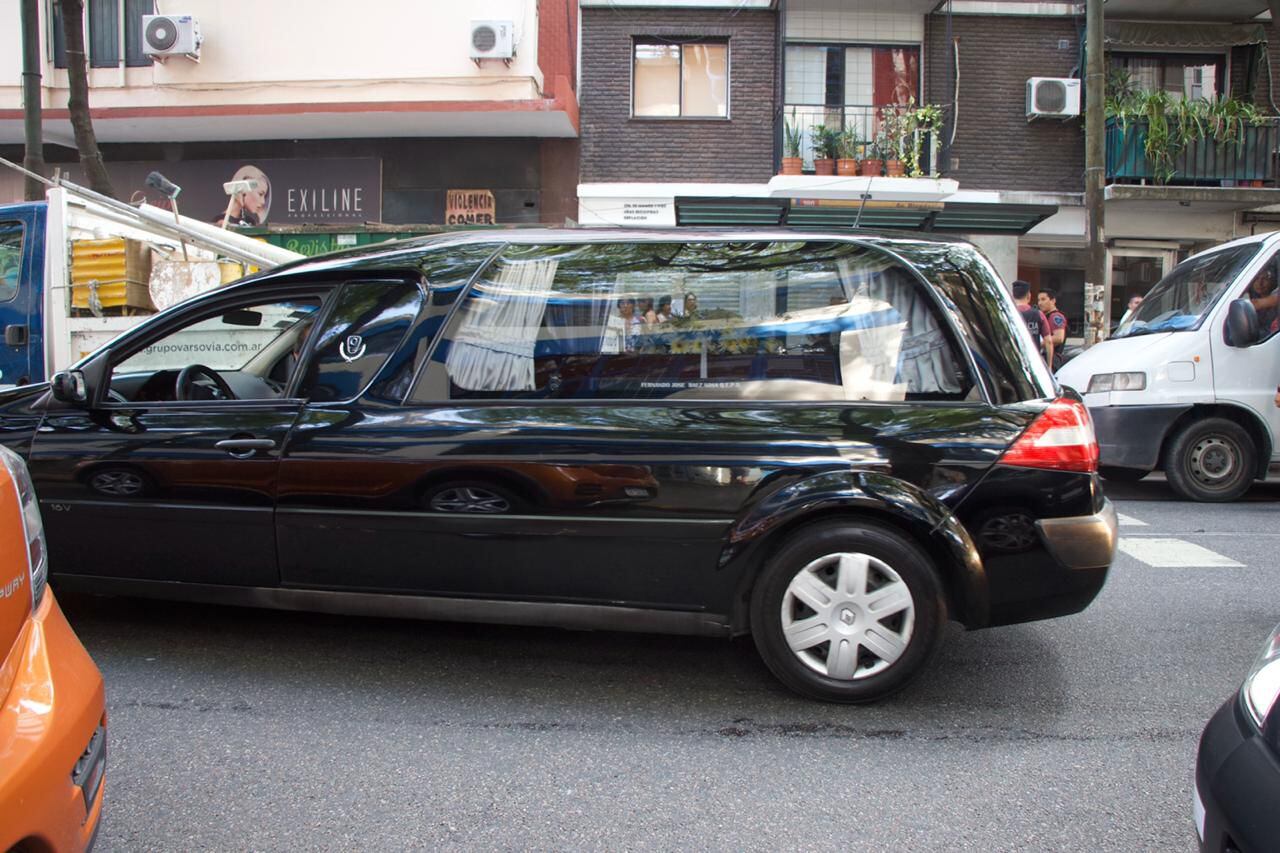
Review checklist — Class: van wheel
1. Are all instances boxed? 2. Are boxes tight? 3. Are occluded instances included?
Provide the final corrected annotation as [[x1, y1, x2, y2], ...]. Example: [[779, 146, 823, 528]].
[[1164, 418, 1255, 502], [749, 520, 946, 703]]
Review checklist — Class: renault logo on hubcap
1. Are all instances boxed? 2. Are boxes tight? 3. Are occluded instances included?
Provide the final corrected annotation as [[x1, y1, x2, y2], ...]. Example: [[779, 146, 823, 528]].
[[840, 607, 856, 625]]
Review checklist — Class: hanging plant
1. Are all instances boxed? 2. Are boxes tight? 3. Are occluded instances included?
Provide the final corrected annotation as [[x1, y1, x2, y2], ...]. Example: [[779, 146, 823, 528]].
[[1106, 87, 1275, 184], [904, 100, 945, 177]]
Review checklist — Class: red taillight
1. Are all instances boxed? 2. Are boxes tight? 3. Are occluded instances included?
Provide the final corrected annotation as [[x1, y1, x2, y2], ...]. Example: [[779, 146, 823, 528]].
[[999, 397, 1099, 473]]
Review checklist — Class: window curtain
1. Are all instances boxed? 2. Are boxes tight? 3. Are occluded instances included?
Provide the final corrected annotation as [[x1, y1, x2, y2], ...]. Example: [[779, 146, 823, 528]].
[[1124, 57, 1161, 92], [445, 258, 559, 392], [838, 259, 961, 395], [872, 47, 919, 107]]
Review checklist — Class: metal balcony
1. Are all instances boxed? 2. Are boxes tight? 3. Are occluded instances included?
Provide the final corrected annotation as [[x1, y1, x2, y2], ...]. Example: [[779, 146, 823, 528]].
[[1105, 116, 1280, 188], [784, 104, 937, 176]]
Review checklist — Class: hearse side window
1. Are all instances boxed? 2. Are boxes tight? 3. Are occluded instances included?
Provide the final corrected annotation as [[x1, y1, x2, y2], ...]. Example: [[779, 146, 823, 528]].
[[408, 241, 974, 404], [371, 242, 502, 402], [108, 296, 324, 403], [297, 281, 423, 403], [903, 242, 1051, 405]]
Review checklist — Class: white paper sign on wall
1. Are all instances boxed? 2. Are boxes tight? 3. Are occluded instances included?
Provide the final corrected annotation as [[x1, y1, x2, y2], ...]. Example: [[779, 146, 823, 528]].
[[578, 196, 676, 227]]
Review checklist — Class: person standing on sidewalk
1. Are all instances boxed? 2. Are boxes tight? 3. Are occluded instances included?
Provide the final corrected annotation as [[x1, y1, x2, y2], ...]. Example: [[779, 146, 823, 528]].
[[1038, 286, 1069, 369], [1013, 280, 1054, 367]]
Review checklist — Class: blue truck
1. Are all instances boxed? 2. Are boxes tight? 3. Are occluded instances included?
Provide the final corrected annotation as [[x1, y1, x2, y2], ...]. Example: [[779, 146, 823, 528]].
[[0, 189, 301, 389], [0, 202, 47, 386]]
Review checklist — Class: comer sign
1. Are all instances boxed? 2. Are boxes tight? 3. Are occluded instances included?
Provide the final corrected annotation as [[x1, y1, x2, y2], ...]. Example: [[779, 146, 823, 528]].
[[446, 190, 496, 225]]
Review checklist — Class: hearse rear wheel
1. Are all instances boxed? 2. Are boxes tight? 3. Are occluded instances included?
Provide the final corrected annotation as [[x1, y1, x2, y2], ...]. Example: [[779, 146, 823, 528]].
[[750, 520, 946, 703]]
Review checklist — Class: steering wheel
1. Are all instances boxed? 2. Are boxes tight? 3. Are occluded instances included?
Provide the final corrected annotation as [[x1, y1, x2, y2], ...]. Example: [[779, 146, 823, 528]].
[[175, 364, 237, 401]]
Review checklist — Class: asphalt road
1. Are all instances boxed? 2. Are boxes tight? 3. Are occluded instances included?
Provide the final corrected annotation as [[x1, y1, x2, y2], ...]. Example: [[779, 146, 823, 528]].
[[58, 477, 1279, 851]]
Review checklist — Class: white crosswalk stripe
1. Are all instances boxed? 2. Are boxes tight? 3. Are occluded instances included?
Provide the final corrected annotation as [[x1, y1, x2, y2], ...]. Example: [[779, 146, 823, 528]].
[[1115, 512, 1147, 527], [1117, 537, 1243, 568]]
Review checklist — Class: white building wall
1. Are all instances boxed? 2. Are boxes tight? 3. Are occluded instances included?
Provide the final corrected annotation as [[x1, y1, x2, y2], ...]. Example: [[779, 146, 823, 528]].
[[786, 1, 923, 43], [0, 0, 545, 111], [967, 234, 1020, 286]]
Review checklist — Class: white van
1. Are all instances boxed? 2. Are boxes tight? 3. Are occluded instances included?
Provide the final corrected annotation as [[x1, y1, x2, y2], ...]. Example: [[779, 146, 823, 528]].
[[1058, 232, 1280, 502]]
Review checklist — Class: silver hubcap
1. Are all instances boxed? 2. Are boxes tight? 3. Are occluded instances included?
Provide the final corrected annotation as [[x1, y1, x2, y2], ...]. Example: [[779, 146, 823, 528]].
[[429, 486, 512, 514], [1189, 436, 1238, 486], [781, 552, 915, 681], [91, 470, 144, 496]]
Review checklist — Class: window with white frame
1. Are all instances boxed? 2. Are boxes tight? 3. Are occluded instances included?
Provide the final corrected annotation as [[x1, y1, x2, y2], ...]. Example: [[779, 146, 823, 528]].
[[784, 43, 921, 164], [633, 40, 729, 118]]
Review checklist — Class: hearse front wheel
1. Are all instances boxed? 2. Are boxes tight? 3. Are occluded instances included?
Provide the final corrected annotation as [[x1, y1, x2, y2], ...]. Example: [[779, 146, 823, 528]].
[[750, 520, 946, 703]]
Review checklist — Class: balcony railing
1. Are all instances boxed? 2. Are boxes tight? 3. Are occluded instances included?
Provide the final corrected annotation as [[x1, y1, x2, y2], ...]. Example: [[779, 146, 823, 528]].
[[1105, 116, 1280, 188], [785, 104, 938, 176]]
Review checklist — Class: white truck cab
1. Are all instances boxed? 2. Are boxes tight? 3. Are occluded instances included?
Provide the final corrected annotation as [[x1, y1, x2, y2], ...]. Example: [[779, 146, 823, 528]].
[[1058, 231, 1280, 501]]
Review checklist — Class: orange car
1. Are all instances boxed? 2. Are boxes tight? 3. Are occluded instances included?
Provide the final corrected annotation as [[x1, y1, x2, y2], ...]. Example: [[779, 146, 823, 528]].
[[0, 444, 106, 852]]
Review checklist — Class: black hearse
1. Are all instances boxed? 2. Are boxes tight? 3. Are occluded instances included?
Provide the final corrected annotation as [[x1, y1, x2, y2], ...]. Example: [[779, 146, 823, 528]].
[[0, 230, 1116, 702]]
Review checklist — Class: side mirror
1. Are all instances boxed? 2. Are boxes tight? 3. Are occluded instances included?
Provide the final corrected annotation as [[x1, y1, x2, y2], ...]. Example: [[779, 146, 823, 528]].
[[1225, 298, 1260, 348], [50, 370, 89, 405], [222, 309, 263, 327]]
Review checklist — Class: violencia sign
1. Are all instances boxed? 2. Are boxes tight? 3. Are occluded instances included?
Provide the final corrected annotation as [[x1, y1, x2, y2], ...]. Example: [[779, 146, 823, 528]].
[[446, 190, 496, 225]]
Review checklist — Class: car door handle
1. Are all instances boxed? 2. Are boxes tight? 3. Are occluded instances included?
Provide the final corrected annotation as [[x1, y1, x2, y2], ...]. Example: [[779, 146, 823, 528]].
[[215, 438, 276, 457]]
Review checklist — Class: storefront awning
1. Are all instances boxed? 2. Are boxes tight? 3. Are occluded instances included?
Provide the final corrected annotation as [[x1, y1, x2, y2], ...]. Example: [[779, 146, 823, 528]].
[[1104, 22, 1268, 50], [672, 198, 1057, 235], [578, 180, 1059, 235]]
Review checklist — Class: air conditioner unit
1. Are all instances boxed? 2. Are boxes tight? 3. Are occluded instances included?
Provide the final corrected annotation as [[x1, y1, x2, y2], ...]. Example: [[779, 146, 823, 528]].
[[1026, 77, 1081, 120], [470, 20, 515, 61], [141, 15, 202, 60]]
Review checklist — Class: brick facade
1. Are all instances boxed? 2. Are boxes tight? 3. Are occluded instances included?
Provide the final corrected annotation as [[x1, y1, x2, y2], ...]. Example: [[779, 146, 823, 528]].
[[924, 12, 1280, 196], [579, 8, 776, 183], [924, 13, 1085, 193], [538, 0, 579, 100]]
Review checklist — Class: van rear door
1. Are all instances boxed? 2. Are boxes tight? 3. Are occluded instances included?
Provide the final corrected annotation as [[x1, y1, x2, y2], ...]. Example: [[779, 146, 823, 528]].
[[0, 204, 45, 387]]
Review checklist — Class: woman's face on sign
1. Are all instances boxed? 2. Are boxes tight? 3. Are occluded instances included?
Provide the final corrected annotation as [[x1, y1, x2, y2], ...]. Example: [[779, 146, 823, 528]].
[[241, 182, 268, 216]]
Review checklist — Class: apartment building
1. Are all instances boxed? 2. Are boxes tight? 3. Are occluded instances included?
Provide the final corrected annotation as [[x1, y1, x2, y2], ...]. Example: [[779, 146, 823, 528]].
[[577, 0, 1280, 337], [0, 0, 580, 248], [932, 0, 1280, 335]]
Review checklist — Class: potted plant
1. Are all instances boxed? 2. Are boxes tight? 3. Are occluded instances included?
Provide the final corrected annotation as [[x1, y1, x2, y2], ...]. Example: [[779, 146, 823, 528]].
[[781, 117, 804, 175], [836, 129, 861, 176], [813, 125, 840, 176], [860, 138, 884, 177], [879, 105, 908, 177]]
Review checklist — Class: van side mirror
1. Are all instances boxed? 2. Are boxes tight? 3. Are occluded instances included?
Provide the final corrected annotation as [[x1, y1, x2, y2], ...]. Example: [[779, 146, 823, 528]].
[[1225, 298, 1260, 347], [50, 370, 89, 405]]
